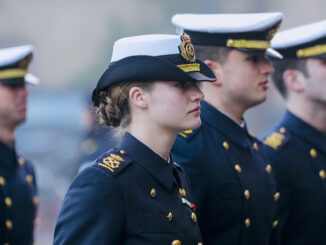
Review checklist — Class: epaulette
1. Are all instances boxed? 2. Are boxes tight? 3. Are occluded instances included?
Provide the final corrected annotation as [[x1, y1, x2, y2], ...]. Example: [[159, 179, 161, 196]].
[[95, 148, 132, 176], [177, 128, 200, 142], [263, 127, 291, 151]]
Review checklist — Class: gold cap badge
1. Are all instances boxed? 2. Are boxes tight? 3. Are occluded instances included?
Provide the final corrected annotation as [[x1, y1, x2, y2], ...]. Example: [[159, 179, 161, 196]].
[[179, 33, 196, 63], [266, 23, 281, 41]]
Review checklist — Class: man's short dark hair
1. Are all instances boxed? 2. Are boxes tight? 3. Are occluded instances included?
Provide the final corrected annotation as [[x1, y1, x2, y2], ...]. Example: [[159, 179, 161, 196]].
[[194, 45, 231, 65], [270, 58, 309, 98]]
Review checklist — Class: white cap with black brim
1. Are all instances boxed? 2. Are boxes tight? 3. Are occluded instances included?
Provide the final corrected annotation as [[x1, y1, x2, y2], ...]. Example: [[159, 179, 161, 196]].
[[171, 13, 283, 59], [271, 19, 326, 59], [0, 44, 40, 85], [92, 34, 216, 106]]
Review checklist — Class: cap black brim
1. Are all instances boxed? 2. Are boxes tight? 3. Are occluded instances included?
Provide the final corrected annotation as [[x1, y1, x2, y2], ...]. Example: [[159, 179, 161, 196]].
[[92, 55, 216, 106]]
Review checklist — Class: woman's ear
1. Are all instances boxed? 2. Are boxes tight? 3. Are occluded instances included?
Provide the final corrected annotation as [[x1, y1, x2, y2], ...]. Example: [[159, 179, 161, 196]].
[[204, 59, 223, 86], [129, 87, 147, 109], [283, 69, 305, 93]]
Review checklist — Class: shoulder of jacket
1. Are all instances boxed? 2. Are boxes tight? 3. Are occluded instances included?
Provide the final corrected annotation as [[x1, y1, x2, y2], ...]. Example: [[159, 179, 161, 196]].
[[262, 127, 291, 151], [177, 127, 201, 142], [93, 148, 132, 177]]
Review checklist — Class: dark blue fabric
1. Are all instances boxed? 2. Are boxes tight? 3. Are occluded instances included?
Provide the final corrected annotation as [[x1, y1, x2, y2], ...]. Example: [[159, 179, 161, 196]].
[[260, 110, 326, 245], [54, 133, 203, 245], [0, 141, 38, 245], [172, 101, 279, 245]]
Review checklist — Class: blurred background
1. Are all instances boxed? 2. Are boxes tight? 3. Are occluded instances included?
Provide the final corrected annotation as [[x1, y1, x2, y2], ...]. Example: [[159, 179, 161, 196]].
[[1, 0, 325, 243]]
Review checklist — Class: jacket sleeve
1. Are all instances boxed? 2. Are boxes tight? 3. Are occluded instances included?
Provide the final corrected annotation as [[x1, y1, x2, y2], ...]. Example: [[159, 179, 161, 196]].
[[53, 166, 125, 245]]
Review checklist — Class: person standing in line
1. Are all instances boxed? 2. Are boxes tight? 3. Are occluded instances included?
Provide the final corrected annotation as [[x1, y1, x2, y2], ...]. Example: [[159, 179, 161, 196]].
[[54, 33, 216, 244], [0, 45, 39, 245], [261, 20, 326, 245], [171, 13, 283, 245]]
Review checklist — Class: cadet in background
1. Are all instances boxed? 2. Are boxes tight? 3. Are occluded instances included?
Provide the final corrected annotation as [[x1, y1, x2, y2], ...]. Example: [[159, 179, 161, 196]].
[[261, 20, 326, 245], [171, 13, 283, 245], [0, 45, 39, 245]]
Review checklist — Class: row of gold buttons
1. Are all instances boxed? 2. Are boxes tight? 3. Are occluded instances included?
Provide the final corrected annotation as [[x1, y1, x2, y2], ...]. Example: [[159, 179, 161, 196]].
[[223, 141, 279, 229], [148, 166, 201, 244]]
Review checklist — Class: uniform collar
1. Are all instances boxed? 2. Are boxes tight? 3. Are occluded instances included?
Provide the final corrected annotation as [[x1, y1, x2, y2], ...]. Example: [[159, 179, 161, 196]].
[[0, 140, 17, 169], [201, 101, 249, 148], [282, 110, 326, 153], [118, 132, 175, 189]]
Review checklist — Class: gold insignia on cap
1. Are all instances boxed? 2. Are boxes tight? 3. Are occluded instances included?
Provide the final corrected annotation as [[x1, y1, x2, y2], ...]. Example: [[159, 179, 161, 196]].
[[310, 148, 317, 158], [263, 132, 285, 150], [179, 33, 196, 63], [266, 164, 272, 174], [0, 176, 5, 186], [19, 54, 33, 69], [266, 23, 281, 41], [98, 153, 124, 173], [120, 150, 126, 155], [5, 197, 12, 207], [226, 39, 270, 49], [296, 44, 326, 58], [0, 69, 28, 80]]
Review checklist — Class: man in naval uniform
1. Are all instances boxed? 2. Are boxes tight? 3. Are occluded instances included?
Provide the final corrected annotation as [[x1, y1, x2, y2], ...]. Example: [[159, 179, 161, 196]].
[[0, 45, 39, 245], [171, 13, 283, 245], [261, 20, 326, 245]]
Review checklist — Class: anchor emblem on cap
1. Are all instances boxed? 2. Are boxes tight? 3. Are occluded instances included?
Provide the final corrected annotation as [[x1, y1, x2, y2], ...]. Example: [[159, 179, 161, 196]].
[[179, 33, 196, 63]]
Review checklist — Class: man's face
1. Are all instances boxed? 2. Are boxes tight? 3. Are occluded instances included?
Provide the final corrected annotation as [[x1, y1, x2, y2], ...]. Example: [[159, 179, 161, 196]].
[[0, 83, 29, 128], [305, 58, 326, 104], [219, 49, 274, 110]]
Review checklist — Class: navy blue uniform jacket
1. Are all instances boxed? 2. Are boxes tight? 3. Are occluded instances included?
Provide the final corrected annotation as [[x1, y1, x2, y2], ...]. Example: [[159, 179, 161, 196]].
[[0, 141, 38, 245], [54, 133, 203, 245], [261, 111, 326, 245], [172, 101, 279, 245]]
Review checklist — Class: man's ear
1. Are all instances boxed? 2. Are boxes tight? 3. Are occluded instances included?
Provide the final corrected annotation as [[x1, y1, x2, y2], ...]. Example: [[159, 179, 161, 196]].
[[129, 87, 147, 109], [204, 59, 223, 86], [283, 69, 305, 93]]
